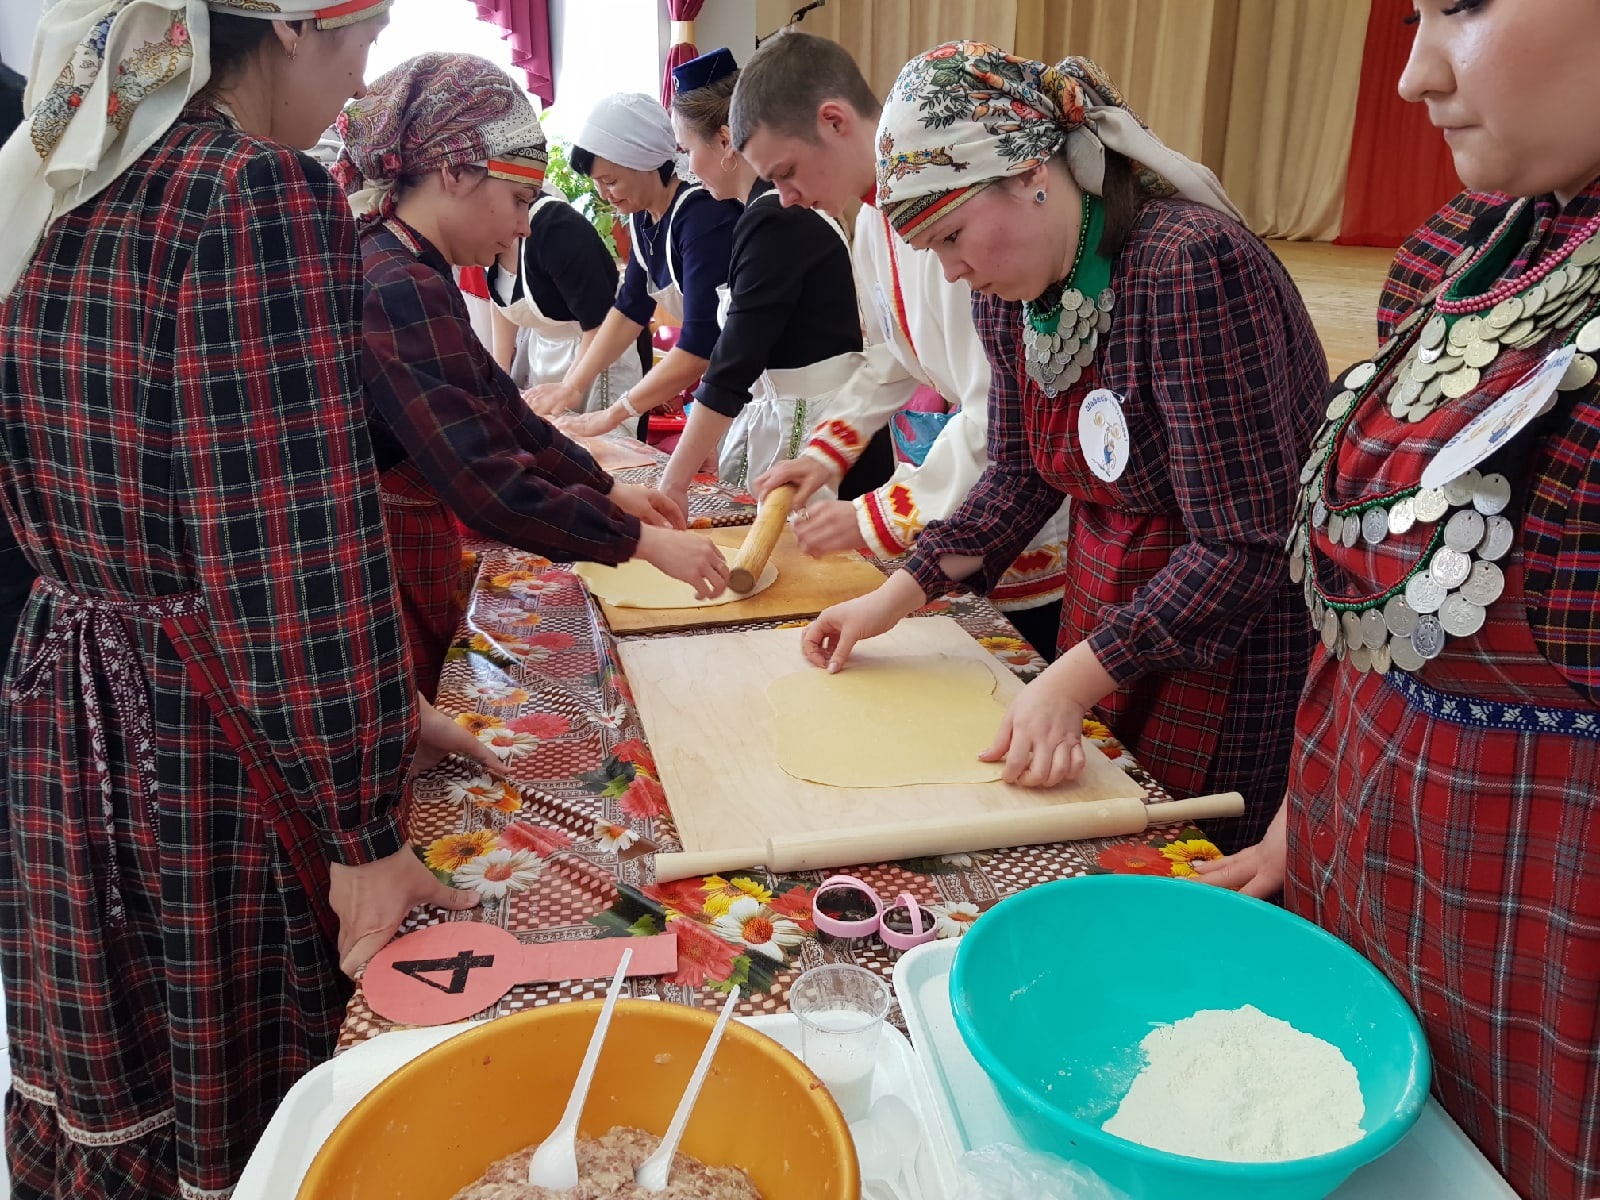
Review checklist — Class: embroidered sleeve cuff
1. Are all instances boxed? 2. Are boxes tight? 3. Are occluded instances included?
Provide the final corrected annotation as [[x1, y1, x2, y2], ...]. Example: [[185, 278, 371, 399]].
[[857, 489, 909, 558], [1086, 623, 1150, 687], [805, 417, 869, 473], [324, 808, 407, 867]]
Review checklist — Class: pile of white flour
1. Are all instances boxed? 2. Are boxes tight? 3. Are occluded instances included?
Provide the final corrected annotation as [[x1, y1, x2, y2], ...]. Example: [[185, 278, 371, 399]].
[[1101, 1004, 1365, 1162]]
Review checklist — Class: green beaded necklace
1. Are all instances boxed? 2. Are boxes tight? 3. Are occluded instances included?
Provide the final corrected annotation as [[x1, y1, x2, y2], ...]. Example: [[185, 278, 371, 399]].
[[1021, 192, 1116, 396]]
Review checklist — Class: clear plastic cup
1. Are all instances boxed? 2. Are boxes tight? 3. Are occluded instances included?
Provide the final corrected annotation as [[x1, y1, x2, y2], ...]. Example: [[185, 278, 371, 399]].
[[789, 964, 891, 1120]]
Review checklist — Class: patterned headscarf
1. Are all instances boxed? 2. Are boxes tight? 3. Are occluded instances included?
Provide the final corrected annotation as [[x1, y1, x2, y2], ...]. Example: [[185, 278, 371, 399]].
[[334, 52, 546, 220], [876, 42, 1240, 238], [0, 0, 391, 300]]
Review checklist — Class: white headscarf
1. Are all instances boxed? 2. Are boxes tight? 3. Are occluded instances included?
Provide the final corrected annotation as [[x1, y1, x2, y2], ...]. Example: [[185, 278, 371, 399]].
[[0, 0, 390, 300], [574, 91, 676, 174], [876, 42, 1240, 239]]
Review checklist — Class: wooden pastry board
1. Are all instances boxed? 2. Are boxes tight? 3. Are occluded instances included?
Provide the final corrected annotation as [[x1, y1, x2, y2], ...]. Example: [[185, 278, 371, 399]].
[[592, 527, 888, 634], [617, 616, 1150, 881]]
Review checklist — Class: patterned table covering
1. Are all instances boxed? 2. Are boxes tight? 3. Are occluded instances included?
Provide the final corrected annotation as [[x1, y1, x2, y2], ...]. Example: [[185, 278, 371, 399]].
[[339, 466, 1218, 1046]]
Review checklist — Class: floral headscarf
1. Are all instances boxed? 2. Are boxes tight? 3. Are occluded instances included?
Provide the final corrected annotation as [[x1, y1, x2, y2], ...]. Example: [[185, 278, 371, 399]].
[[876, 42, 1240, 239], [0, 0, 390, 299], [334, 52, 546, 220]]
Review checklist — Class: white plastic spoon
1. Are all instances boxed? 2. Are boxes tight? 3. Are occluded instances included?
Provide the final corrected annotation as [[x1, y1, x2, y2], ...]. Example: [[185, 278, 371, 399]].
[[526, 948, 634, 1187], [849, 1107, 912, 1200], [634, 985, 742, 1192]]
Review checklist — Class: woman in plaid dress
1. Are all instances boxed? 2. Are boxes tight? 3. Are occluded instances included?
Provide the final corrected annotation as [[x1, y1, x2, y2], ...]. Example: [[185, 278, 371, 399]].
[[0, 2, 487, 1195], [805, 45, 1326, 849], [335, 54, 731, 698], [1202, 3, 1600, 1195]]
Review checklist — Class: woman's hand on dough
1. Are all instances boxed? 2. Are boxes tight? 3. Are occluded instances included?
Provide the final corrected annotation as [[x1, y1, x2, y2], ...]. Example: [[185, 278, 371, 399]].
[[1192, 804, 1288, 898], [611, 481, 686, 529], [753, 455, 837, 506], [802, 571, 927, 672], [524, 380, 583, 417], [636, 526, 729, 599], [791, 500, 868, 556], [982, 644, 1116, 787], [982, 672, 1088, 788]]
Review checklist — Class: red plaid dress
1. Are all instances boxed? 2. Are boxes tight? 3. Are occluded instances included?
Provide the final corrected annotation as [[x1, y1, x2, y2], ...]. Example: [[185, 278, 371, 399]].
[[905, 202, 1327, 847], [360, 218, 646, 695], [1289, 188, 1600, 1199], [0, 114, 417, 1198]]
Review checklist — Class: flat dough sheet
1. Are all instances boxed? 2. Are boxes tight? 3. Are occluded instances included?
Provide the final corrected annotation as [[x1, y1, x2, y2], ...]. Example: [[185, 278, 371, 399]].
[[768, 655, 1006, 787], [574, 557, 778, 609]]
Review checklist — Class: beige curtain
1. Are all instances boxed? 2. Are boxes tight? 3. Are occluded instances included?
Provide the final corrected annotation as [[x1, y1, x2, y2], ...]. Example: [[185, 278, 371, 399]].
[[800, 0, 1018, 98], [795, 0, 1371, 241], [1012, 0, 1239, 173], [1220, 0, 1370, 240]]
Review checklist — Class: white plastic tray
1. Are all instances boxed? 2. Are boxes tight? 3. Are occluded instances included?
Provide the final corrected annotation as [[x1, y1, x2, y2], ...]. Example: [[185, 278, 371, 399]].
[[237, 1009, 961, 1200], [892, 939, 1519, 1200]]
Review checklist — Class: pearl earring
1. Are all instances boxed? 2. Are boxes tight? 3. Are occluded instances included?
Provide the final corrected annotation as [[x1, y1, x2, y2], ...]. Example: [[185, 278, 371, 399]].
[[1034, 189, 1047, 204]]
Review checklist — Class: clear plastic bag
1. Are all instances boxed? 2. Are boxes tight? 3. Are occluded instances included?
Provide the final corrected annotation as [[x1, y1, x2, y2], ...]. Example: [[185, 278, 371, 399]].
[[952, 1143, 1128, 1200]]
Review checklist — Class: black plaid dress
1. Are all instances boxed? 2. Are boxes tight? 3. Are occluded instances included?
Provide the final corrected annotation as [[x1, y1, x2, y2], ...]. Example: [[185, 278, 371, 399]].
[[0, 112, 417, 1198]]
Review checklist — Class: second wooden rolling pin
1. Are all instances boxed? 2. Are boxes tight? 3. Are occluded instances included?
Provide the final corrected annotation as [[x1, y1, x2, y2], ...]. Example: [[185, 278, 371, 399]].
[[728, 484, 797, 593], [651, 791, 1245, 883]]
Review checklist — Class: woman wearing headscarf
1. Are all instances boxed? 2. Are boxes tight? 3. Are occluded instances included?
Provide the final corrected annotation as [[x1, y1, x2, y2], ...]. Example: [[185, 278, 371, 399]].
[[486, 186, 642, 415], [522, 91, 742, 432], [805, 44, 1327, 849], [0, 1, 496, 1194], [1198, 3, 1600, 1194], [566, 48, 893, 515], [335, 54, 729, 697]]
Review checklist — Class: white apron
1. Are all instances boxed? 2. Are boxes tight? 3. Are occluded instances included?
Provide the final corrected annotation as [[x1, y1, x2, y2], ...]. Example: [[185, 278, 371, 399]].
[[502, 195, 642, 414], [715, 196, 865, 494], [631, 181, 705, 324]]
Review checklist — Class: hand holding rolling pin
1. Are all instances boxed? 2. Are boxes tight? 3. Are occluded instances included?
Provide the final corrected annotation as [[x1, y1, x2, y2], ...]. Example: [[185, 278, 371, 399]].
[[753, 456, 837, 507], [635, 527, 729, 600], [753, 459, 868, 556]]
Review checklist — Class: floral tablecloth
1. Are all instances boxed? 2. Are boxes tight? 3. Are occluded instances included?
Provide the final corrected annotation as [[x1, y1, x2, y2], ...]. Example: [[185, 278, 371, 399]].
[[339, 470, 1218, 1046]]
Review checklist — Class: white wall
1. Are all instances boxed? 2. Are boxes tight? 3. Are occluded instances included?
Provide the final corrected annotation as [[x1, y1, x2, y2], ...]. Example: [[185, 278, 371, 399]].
[[0, 0, 46, 78], [546, 0, 663, 141], [693, 0, 756, 64]]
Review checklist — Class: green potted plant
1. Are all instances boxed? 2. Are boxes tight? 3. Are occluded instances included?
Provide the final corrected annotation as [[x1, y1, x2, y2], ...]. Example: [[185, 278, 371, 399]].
[[540, 110, 630, 262]]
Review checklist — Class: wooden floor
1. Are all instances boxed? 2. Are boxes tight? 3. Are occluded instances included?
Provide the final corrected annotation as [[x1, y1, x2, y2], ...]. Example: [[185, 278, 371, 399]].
[[1267, 239, 1396, 374]]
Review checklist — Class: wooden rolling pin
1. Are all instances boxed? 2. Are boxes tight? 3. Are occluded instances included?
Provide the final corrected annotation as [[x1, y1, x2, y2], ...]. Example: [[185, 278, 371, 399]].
[[728, 484, 797, 593], [652, 791, 1245, 883]]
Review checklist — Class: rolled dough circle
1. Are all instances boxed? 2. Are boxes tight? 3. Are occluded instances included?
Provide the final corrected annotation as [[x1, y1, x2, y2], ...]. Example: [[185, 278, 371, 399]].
[[575, 557, 778, 609]]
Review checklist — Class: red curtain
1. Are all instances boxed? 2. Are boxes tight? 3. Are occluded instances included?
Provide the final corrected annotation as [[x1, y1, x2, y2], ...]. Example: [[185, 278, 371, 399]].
[[474, 0, 555, 106], [661, 0, 706, 107], [1335, 0, 1462, 247]]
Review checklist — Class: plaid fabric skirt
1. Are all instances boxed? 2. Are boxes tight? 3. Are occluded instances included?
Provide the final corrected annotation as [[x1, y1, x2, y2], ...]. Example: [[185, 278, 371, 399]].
[[380, 463, 463, 702], [0, 579, 348, 1199], [1061, 504, 1313, 849], [1287, 567, 1600, 1200]]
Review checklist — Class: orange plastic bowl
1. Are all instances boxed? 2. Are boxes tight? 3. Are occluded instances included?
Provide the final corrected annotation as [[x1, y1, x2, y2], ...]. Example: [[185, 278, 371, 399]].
[[296, 1001, 860, 1199]]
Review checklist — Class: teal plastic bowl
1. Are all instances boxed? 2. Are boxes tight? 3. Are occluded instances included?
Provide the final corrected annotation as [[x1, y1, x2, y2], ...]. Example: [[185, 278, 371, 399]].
[[950, 875, 1431, 1200]]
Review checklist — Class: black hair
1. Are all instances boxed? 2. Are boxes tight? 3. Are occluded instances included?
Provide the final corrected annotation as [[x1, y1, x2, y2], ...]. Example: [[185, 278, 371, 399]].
[[203, 13, 290, 90], [1097, 150, 1152, 262], [570, 145, 675, 184]]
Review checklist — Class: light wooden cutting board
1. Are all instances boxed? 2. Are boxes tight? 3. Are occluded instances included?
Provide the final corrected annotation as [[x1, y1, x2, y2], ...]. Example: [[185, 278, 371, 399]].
[[592, 527, 888, 634], [617, 616, 1154, 881]]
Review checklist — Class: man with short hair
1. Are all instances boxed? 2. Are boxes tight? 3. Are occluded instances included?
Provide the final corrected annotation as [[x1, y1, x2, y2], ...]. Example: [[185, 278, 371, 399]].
[[733, 30, 1070, 658]]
